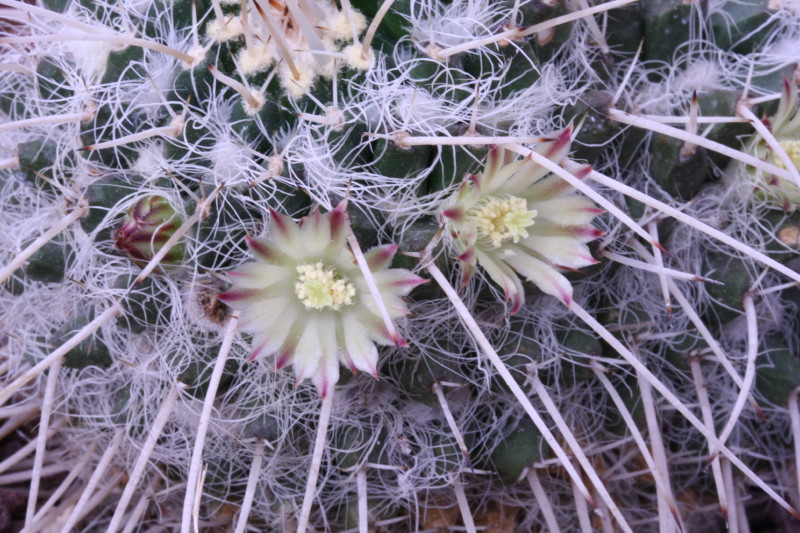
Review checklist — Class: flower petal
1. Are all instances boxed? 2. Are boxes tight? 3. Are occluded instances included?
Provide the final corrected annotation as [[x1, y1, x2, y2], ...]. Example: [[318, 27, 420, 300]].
[[502, 250, 573, 306], [342, 312, 378, 376], [373, 269, 426, 296], [301, 208, 332, 254], [225, 263, 291, 290], [312, 315, 340, 397], [363, 244, 399, 271], [531, 195, 602, 226], [245, 235, 291, 264], [475, 248, 525, 313], [519, 236, 597, 269], [292, 319, 322, 384], [268, 209, 303, 258], [246, 302, 301, 359]]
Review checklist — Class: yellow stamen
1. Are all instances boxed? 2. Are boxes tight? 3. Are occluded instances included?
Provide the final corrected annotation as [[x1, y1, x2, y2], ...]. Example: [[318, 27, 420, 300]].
[[295, 262, 355, 310], [471, 195, 537, 248], [775, 139, 800, 171]]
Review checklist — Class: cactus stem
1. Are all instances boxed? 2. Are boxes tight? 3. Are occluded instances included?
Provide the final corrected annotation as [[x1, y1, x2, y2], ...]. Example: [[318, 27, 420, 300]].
[[0, 199, 87, 285], [632, 342, 678, 532], [571, 473, 594, 533], [0, 400, 39, 420], [0, 63, 30, 73], [26, 439, 98, 530], [234, 440, 265, 533], [107, 384, 182, 533], [356, 466, 368, 533], [284, 0, 328, 65], [749, 92, 782, 105], [575, 0, 609, 55], [379, 133, 545, 147], [361, 0, 396, 61], [738, 102, 800, 189], [526, 469, 561, 532], [122, 479, 159, 533], [432, 382, 470, 459], [347, 228, 404, 347], [339, 0, 362, 45], [0, 111, 92, 133], [0, 156, 18, 170], [568, 159, 800, 284], [181, 313, 240, 533], [509, 0, 523, 26], [609, 108, 796, 182], [208, 64, 264, 114], [210, 0, 224, 21], [710, 293, 759, 460], [626, 241, 752, 399], [0, 0, 107, 34], [689, 357, 729, 519], [296, 389, 334, 533], [23, 358, 61, 530], [59, 430, 124, 533], [600, 249, 714, 283], [433, 0, 636, 60], [0, 303, 120, 408], [239, 0, 254, 50], [81, 122, 182, 152], [593, 361, 684, 532], [464, 96, 480, 138], [0, 416, 64, 476], [636, 115, 749, 124], [531, 376, 633, 532], [190, 0, 200, 49], [647, 222, 673, 319], [788, 388, 800, 508], [759, 279, 800, 295], [253, 0, 301, 81], [0, 33, 197, 66], [571, 301, 799, 518], [679, 92, 699, 159], [723, 461, 741, 528], [612, 39, 642, 107], [424, 260, 598, 515], [451, 473, 477, 533]]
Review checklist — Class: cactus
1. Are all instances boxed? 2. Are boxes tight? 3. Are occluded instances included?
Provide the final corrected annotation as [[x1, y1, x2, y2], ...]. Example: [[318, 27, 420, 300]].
[[1, 0, 800, 532]]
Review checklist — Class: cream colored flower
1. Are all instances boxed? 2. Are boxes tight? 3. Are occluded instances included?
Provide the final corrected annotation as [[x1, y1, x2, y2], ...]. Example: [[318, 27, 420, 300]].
[[747, 78, 800, 210], [220, 205, 424, 397], [441, 128, 602, 313]]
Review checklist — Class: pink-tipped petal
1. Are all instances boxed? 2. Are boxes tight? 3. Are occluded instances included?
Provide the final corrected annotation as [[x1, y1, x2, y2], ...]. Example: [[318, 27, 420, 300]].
[[363, 244, 399, 271], [502, 251, 574, 307], [543, 126, 573, 160], [218, 290, 253, 303], [328, 203, 347, 244], [457, 246, 476, 266], [245, 235, 289, 263], [374, 270, 426, 295], [343, 313, 379, 376], [268, 209, 302, 254], [442, 208, 465, 221], [301, 208, 331, 253]]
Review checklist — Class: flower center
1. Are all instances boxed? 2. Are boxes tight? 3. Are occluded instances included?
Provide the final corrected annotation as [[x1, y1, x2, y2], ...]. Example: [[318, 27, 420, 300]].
[[470, 195, 537, 248], [295, 262, 356, 311], [775, 139, 800, 171]]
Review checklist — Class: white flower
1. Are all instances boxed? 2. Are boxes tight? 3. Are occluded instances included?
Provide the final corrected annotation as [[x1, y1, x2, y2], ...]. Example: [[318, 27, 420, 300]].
[[747, 78, 800, 210], [441, 128, 602, 313], [219, 204, 424, 397]]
